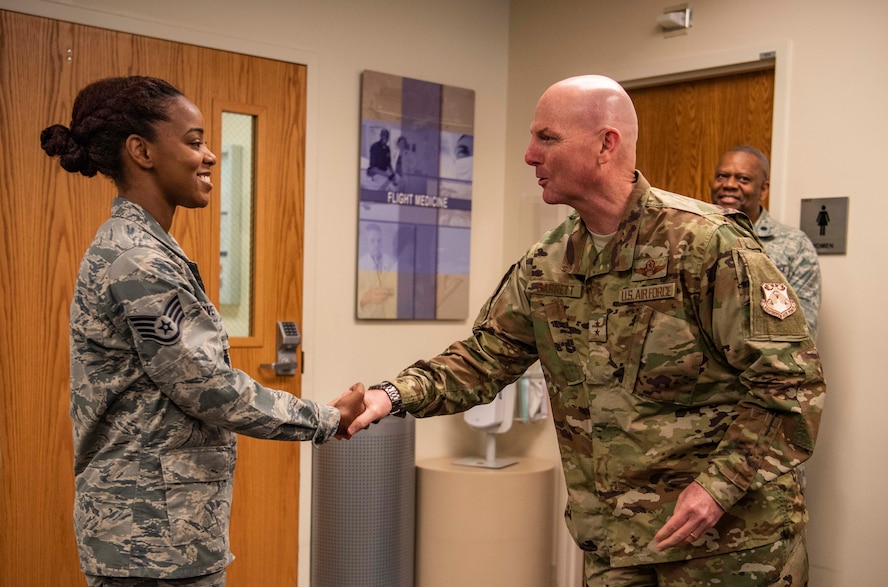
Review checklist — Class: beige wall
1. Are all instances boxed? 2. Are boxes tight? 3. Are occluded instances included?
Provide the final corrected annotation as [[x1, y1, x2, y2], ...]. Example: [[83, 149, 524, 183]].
[[5, 0, 884, 584], [2, 0, 512, 583], [506, 1, 888, 585]]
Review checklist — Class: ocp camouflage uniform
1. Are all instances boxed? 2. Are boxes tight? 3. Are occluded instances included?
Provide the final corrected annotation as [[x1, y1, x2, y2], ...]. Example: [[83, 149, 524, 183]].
[[70, 199, 339, 579], [391, 174, 824, 574], [754, 207, 821, 337]]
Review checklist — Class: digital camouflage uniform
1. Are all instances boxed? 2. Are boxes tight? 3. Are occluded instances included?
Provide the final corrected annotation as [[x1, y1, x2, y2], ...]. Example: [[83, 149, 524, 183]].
[[753, 207, 821, 337], [391, 174, 824, 572], [70, 198, 339, 579]]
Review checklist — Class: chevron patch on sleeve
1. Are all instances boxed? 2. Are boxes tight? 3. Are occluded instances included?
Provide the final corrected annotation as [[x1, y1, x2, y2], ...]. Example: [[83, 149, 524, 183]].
[[128, 292, 186, 345]]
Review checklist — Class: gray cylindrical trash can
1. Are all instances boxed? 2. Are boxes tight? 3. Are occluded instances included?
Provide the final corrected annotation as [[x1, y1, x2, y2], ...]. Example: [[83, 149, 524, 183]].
[[311, 415, 415, 587]]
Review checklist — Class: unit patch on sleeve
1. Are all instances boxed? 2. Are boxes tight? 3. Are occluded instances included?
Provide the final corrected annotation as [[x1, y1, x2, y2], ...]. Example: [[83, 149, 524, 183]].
[[128, 292, 186, 344], [760, 282, 797, 320]]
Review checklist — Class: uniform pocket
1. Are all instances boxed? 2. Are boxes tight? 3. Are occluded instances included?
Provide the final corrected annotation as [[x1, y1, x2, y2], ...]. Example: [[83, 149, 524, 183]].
[[735, 249, 809, 341], [630, 305, 703, 405], [160, 446, 233, 546]]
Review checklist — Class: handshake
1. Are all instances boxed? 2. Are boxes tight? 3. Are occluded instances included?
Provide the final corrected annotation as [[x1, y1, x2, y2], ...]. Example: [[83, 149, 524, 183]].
[[328, 382, 395, 439]]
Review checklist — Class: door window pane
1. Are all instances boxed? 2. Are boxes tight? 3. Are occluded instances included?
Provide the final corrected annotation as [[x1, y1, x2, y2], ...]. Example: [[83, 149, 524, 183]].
[[219, 112, 255, 337]]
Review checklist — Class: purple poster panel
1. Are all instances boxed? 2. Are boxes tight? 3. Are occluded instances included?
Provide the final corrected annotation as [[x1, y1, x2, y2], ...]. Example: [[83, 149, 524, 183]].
[[356, 70, 474, 320]]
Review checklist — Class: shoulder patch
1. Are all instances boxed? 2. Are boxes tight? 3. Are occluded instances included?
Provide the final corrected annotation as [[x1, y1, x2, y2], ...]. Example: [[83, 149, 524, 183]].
[[760, 283, 797, 320], [128, 292, 185, 345], [736, 248, 809, 339]]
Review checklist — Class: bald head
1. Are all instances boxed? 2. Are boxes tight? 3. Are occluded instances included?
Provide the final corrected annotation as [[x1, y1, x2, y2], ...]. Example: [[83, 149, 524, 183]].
[[541, 75, 639, 155], [525, 75, 640, 231]]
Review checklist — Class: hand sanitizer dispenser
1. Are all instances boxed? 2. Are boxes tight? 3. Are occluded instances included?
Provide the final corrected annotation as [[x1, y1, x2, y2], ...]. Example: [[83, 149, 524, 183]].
[[454, 384, 518, 469]]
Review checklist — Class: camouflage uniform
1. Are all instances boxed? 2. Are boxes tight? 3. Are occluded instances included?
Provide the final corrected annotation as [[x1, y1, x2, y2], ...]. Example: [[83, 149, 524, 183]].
[[584, 530, 808, 585], [70, 199, 339, 579], [753, 207, 821, 337], [391, 174, 824, 572]]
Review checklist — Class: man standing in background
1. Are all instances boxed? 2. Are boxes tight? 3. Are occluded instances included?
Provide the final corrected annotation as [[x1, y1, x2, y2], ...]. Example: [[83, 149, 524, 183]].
[[711, 145, 821, 336]]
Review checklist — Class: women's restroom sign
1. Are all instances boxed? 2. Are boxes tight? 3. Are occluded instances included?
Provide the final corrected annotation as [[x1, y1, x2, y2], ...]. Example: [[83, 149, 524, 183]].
[[356, 70, 475, 320], [800, 197, 848, 255]]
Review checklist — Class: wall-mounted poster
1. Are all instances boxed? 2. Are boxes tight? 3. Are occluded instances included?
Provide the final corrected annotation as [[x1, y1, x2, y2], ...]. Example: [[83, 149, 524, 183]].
[[356, 70, 475, 320]]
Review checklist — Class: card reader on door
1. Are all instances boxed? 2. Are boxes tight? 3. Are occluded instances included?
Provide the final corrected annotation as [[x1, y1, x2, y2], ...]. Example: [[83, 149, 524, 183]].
[[260, 321, 301, 376]]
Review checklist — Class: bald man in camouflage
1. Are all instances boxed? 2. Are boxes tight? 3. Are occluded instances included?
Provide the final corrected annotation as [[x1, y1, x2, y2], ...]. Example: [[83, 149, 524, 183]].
[[349, 75, 825, 586]]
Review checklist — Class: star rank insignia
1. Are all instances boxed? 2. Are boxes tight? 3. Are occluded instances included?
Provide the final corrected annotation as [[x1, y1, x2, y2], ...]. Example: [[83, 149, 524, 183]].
[[589, 314, 606, 342], [760, 282, 796, 320], [129, 293, 186, 344]]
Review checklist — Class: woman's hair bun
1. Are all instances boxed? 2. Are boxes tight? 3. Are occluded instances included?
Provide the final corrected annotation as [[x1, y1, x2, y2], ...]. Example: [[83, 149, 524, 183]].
[[40, 124, 96, 177]]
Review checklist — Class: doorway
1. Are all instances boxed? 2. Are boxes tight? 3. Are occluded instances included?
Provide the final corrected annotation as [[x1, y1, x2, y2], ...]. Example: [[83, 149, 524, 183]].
[[0, 9, 307, 585], [627, 66, 775, 203]]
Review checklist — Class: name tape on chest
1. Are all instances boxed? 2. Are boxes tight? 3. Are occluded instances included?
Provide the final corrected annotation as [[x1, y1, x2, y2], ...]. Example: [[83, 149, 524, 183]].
[[529, 280, 679, 303], [619, 283, 677, 303], [528, 281, 583, 298]]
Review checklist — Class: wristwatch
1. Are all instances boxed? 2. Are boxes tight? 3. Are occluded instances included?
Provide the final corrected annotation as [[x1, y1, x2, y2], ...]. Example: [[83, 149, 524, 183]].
[[369, 381, 405, 417]]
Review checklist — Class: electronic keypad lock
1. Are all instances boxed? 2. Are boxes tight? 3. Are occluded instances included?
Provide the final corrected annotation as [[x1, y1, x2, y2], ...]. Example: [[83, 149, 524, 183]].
[[259, 321, 301, 376]]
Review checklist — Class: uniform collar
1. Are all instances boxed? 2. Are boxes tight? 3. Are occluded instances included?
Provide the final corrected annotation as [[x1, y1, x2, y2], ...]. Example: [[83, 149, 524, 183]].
[[111, 198, 190, 262], [561, 172, 649, 278], [753, 206, 777, 240]]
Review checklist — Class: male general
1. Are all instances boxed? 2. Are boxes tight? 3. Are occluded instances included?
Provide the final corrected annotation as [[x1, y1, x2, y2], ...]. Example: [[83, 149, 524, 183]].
[[349, 75, 825, 586]]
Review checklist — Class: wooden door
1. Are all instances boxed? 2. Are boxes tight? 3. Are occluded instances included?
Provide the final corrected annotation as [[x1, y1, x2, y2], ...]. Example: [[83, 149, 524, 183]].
[[627, 69, 774, 202], [0, 10, 306, 585]]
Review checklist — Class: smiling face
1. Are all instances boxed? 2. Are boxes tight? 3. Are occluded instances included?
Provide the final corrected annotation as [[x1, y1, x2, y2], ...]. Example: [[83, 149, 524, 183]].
[[146, 96, 217, 212], [710, 150, 769, 222]]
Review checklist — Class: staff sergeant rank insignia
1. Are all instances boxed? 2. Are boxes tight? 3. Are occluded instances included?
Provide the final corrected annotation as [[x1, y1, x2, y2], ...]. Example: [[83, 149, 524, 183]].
[[128, 292, 186, 344], [760, 282, 796, 320]]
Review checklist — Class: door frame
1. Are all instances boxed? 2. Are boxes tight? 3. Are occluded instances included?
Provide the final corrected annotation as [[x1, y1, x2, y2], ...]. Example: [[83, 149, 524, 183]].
[[0, 0, 324, 582], [606, 41, 792, 223]]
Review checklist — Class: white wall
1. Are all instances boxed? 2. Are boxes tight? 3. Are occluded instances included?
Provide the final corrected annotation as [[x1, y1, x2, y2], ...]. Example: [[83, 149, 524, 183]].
[[506, 1, 888, 585]]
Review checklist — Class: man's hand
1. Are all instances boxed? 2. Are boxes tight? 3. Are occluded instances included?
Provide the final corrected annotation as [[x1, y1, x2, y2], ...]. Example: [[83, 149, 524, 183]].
[[330, 382, 366, 439], [346, 385, 395, 437], [652, 481, 725, 551]]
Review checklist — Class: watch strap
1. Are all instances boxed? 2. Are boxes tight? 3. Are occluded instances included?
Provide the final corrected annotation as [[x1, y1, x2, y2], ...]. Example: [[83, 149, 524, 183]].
[[369, 381, 405, 417]]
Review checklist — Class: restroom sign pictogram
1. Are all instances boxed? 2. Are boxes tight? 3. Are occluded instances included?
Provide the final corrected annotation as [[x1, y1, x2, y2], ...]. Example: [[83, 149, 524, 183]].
[[800, 197, 848, 255]]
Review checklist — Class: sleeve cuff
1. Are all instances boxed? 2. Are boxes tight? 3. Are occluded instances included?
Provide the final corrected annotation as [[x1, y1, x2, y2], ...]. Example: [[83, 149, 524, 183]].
[[695, 465, 746, 512], [391, 379, 422, 410], [313, 404, 340, 445]]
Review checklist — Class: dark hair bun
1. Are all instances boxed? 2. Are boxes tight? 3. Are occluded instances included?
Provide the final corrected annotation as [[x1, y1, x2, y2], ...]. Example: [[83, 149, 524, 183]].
[[40, 124, 97, 177]]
